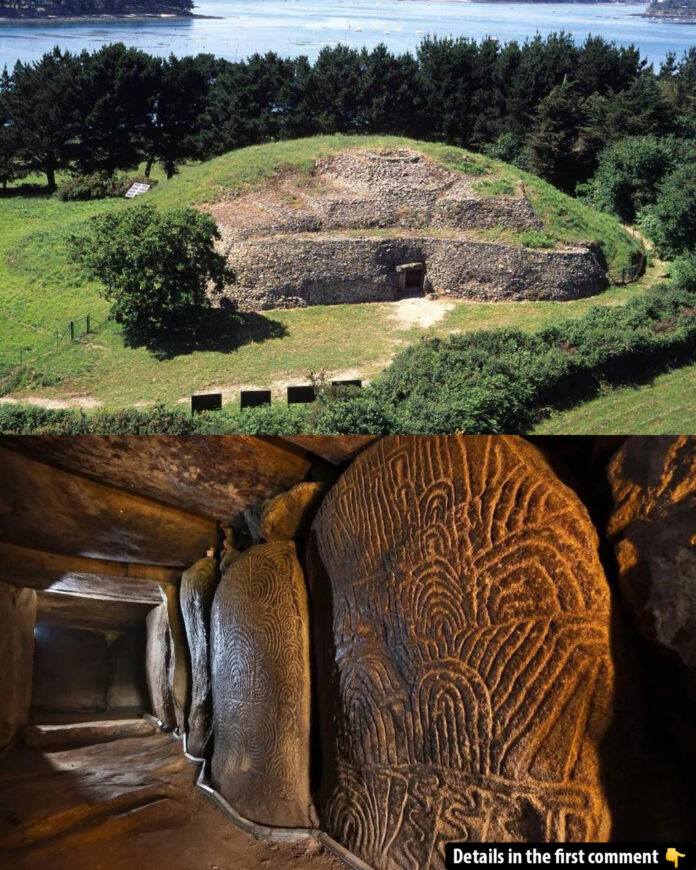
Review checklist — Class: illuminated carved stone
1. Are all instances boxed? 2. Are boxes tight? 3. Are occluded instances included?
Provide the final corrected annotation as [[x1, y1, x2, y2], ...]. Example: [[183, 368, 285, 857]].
[[260, 482, 327, 541], [180, 554, 220, 756], [210, 541, 314, 827], [307, 435, 613, 867], [608, 435, 696, 668], [145, 602, 175, 727]]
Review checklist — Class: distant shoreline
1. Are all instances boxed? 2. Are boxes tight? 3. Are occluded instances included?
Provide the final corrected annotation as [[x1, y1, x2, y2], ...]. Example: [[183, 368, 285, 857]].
[[0, 11, 220, 24], [642, 9, 696, 20]]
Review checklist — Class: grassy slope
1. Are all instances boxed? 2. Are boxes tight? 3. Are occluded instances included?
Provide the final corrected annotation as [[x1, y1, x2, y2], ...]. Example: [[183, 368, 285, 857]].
[[533, 365, 696, 434], [0, 134, 645, 407]]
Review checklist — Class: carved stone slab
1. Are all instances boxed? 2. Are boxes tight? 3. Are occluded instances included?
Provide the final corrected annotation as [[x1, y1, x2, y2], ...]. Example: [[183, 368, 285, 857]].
[[307, 435, 613, 868], [210, 541, 314, 827], [162, 585, 190, 736], [608, 435, 696, 668], [180, 555, 220, 756], [145, 602, 175, 726], [260, 482, 327, 542]]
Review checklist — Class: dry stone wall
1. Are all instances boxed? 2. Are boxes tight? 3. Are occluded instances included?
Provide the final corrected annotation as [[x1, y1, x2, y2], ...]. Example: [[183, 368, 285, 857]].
[[209, 148, 610, 310], [223, 235, 607, 310], [307, 435, 614, 868]]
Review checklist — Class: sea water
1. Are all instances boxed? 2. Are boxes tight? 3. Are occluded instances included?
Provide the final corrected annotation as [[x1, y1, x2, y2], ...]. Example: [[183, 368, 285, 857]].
[[0, 0, 694, 71]]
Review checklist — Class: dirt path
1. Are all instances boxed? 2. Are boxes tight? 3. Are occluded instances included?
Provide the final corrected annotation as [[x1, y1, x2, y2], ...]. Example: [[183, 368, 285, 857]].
[[0, 395, 102, 410]]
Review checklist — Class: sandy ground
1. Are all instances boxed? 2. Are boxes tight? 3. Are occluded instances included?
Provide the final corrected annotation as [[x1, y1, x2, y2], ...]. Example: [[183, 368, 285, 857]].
[[0, 725, 344, 870], [386, 296, 455, 329]]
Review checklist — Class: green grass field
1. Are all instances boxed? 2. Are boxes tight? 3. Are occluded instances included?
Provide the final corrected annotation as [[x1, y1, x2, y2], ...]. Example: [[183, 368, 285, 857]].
[[533, 364, 696, 434], [0, 135, 651, 411]]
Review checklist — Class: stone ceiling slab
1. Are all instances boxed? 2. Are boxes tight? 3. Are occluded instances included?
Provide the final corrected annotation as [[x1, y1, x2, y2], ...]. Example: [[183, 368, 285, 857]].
[[0, 446, 216, 566], [0, 436, 311, 523], [0, 543, 177, 603], [35, 590, 152, 633]]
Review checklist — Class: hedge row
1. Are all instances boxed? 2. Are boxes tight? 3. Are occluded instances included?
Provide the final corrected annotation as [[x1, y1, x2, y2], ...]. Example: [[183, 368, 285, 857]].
[[2, 282, 696, 435]]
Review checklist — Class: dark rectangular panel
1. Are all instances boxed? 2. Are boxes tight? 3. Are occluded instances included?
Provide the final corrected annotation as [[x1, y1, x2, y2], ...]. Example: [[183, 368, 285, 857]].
[[240, 390, 272, 409], [191, 393, 222, 415], [287, 386, 316, 405]]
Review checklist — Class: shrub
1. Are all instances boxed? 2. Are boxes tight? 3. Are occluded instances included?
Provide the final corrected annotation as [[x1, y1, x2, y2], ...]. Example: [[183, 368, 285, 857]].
[[194, 404, 310, 434], [520, 229, 556, 249], [309, 392, 395, 434], [0, 403, 195, 434], [57, 173, 157, 202], [69, 204, 234, 348], [640, 163, 696, 258], [4, 285, 696, 436], [580, 135, 696, 224]]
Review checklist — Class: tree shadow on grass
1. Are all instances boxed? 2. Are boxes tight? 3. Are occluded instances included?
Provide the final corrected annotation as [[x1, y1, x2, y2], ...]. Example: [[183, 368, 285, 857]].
[[142, 307, 288, 361], [0, 184, 53, 199]]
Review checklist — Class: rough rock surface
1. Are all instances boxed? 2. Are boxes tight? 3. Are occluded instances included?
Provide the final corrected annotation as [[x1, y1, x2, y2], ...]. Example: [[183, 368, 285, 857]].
[[307, 435, 614, 867], [0, 582, 36, 748], [208, 148, 608, 310], [180, 555, 220, 756], [222, 235, 608, 310], [211, 541, 314, 827], [608, 436, 696, 668], [145, 602, 175, 726], [260, 482, 327, 542]]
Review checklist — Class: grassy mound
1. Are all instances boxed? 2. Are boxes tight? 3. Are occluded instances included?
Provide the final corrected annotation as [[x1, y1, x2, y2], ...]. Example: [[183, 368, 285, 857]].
[[0, 134, 645, 408]]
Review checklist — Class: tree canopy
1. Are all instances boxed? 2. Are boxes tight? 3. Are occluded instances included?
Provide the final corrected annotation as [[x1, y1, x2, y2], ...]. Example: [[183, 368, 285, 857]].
[[70, 204, 233, 348]]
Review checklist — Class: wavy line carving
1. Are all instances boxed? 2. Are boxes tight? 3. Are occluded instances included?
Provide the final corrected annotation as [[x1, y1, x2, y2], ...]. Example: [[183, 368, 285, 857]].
[[307, 435, 614, 869]]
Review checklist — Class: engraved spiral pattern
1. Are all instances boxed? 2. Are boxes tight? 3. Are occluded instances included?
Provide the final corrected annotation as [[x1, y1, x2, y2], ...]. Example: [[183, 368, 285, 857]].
[[210, 540, 313, 828], [308, 435, 614, 869]]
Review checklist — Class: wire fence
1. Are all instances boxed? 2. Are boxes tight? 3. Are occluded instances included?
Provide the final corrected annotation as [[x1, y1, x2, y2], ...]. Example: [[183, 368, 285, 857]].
[[11, 313, 102, 371]]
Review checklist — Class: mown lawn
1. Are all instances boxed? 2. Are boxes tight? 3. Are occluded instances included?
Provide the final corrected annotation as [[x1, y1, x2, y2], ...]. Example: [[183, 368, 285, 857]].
[[533, 363, 696, 434], [0, 134, 650, 408]]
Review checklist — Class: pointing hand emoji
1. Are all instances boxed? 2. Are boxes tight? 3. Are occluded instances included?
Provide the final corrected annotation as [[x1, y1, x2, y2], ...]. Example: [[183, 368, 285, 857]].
[[666, 848, 686, 868]]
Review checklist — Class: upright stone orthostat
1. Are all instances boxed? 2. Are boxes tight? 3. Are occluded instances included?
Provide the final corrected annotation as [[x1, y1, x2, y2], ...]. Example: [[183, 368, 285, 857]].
[[210, 541, 314, 828], [608, 435, 696, 669], [180, 553, 220, 757], [0, 582, 36, 748], [145, 602, 175, 727], [162, 584, 190, 736], [307, 435, 614, 868]]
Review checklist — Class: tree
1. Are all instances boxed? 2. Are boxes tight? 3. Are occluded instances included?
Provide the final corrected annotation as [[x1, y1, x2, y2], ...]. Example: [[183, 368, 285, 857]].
[[526, 78, 585, 190], [74, 44, 159, 176], [640, 164, 696, 257], [5, 49, 81, 190], [143, 53, 215, 178], [580, 135, 696, 223], [70, 204, 234, 346], [0, 68, 22, 190]]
